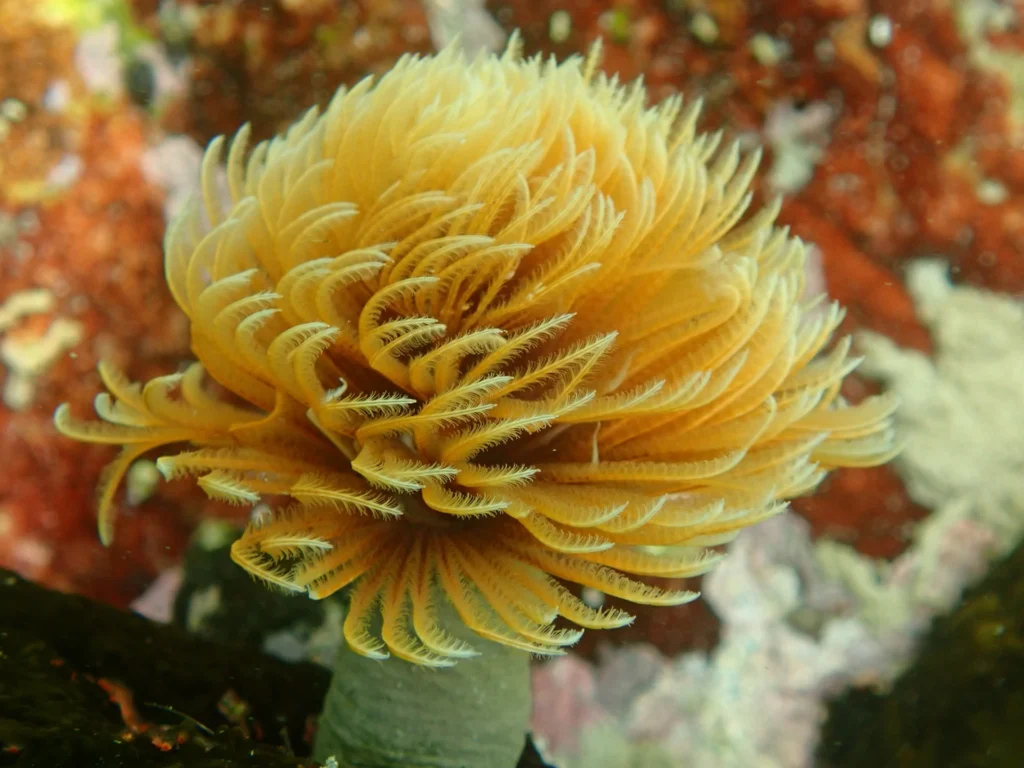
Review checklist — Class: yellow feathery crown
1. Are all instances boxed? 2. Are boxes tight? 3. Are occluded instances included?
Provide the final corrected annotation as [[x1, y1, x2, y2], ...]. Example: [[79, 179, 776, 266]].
[[56, 36, 898, 666]]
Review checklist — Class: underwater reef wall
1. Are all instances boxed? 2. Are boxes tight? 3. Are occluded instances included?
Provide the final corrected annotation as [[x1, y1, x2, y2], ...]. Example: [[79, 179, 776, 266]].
[[1, 3, 1022, 766], [858, 259, 1024, 558]]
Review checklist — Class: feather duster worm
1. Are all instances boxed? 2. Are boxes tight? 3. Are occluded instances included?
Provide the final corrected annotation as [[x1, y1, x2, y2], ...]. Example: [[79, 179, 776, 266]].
[[55, 37, 898, 667]]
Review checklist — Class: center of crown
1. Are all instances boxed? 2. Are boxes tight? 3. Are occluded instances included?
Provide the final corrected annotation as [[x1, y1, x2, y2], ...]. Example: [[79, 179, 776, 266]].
[[400, 491, 456, 529]]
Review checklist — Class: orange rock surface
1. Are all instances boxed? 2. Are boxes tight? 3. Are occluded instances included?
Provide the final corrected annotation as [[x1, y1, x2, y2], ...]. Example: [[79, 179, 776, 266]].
[[0, 110, 195, 605]]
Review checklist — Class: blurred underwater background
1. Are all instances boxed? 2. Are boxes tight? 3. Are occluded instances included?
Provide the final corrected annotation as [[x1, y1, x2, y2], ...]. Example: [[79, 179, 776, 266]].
[[1, 1, 1022, 766]]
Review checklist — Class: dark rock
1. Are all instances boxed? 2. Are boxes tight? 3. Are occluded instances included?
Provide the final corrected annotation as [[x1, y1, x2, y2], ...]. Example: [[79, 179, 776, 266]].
[[819, 539, 1024, 767], [0, 566, 557, 767]]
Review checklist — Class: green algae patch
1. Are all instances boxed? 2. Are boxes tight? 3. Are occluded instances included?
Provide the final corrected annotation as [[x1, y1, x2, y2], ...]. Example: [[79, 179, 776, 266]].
[[41, 0, 152, 53]]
